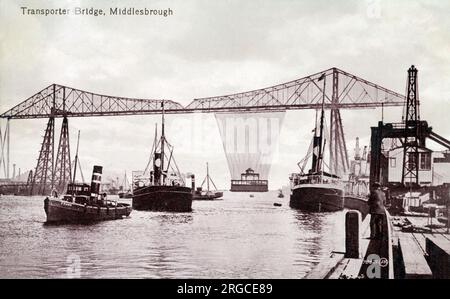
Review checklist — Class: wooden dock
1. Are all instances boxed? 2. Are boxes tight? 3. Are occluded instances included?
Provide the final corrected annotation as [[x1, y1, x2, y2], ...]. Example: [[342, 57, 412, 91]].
[[307, 196, 450, 279], [306, 212, 374, 279], [392, 215, 449, 279]]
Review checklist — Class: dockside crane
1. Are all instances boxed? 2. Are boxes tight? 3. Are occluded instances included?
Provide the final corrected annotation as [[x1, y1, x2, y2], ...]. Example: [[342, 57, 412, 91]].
[[369, 65, 450, 188]]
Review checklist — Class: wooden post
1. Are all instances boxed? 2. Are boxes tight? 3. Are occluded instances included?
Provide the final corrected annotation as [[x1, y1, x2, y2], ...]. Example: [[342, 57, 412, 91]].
[[447, 188, 449, 234], [447, 196, 449, 234], [345, 211, 362, 258]]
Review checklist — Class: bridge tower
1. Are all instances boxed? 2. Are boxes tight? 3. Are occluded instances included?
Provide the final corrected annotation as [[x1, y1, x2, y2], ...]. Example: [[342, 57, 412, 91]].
[[30, 84, 72, 196]]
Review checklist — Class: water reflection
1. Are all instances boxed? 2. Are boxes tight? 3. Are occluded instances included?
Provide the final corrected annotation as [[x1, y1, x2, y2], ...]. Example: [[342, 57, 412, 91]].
[[154, 213, 194, 225]]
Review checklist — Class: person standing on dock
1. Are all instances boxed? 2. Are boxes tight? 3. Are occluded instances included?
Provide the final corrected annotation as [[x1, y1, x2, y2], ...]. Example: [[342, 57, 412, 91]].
[[368, 182, 386, 239]]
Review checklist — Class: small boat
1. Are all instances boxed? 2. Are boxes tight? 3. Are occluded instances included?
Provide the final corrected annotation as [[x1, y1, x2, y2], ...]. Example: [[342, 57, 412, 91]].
[[132, 102, 192, 212], [278, 189, 284, 198], [44, 132, 131, 223], [193, 189, 223, 200], [118, 171, 133, 198], [289, 75, 344, 212], [193, 163, 223, 200]]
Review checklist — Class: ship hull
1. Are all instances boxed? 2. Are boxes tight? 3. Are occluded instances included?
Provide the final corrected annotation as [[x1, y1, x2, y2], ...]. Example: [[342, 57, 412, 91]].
[[290, 184, 344, 212], [45, 199, 132, 224], [230, 184, 268, 192], [193, 191, 223, 200], [132, 185, 192, 212], [118, 192, 133, 199]]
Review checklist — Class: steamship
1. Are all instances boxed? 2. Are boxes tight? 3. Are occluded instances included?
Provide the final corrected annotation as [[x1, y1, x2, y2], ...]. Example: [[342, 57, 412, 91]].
[[44, 165, 132, 223], [132, 103, 192, 212], [289, 74, 344, 212], [44, 131, 131, 223]]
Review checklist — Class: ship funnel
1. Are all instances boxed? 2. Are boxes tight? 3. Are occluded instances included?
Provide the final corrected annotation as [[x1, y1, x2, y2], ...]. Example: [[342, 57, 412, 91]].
[[153, 153, 162, 185], [90, 165, 103, 200], [191, 174, 195, 191]]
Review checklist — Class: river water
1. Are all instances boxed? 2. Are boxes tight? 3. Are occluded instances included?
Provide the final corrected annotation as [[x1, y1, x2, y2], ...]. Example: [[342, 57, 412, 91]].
[[0, 191, 345, 278]]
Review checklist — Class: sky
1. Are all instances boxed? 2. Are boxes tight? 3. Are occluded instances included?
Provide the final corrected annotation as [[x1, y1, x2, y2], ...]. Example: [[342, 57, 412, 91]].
[[0, 0, 449, 189]]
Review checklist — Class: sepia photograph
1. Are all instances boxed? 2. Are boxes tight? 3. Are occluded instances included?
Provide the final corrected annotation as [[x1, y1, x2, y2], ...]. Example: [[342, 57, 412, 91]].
[[0, 0, 449, 287]]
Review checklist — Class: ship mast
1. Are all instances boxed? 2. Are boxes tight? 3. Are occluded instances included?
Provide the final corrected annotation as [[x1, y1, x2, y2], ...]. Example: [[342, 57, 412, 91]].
[[311, 108, 319, 172], [123, 171, 128, 190], [160, 101, 165, 185], [317, 73, 326, 173], [72, 130, 80, 194], [206, 162, 210, 192], [151, 123, 158, 185]]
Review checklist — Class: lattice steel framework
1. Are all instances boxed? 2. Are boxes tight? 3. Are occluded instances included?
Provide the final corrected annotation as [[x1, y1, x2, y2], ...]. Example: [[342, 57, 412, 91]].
[[186, 68, 405, 113], [329, 70, 350, 177], [54, 116, 71, 194], [401, 66, 420, 186], [30, 117, 54, 195], [1, 68, 404, 119], [1, 84, 184, 119], [0, 120, 10, 178]]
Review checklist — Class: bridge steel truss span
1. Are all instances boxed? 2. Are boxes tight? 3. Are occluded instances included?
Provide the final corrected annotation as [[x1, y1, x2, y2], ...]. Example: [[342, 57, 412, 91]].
[[0, 67, 405, 195], [2, 68, 404, 119]]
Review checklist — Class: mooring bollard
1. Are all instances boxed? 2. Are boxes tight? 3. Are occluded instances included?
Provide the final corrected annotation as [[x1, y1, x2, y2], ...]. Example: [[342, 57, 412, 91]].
[[345, 210, 362, 258]]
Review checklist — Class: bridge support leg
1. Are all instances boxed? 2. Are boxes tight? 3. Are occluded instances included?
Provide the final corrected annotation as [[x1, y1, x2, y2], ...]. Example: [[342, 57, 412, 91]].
[[54, 116, 71, 194], [7, 119, 10, 179], [0, 120, 10, 179], [330, 109, 350, 176], [329, 69, 350, 177], [31, 117, 55, 195]]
